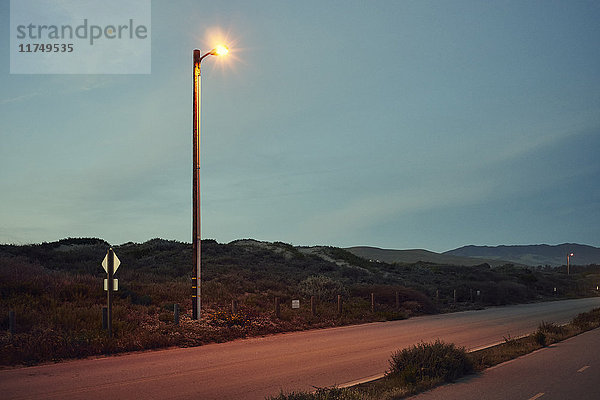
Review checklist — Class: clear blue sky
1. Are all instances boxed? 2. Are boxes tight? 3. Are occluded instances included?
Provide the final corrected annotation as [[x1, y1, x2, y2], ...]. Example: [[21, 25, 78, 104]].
[[1, 0, 599, 252]]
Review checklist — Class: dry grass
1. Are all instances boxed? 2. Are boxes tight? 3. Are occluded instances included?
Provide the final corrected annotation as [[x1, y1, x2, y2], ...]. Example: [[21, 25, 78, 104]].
[[2, 237, 599, 368], [0, 256, 420, 366]]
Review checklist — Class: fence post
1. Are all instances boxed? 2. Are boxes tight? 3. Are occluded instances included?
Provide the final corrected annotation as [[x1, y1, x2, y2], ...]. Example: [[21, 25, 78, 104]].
[[470, 288, 473, 302], [371, 292, 375, 313], [337, 294, 343, 315], [453, 289, 457, 304], [174, 304, 180, 326], [231, 299, 238, 315], [9, 310, 15, 337], [436, 289, 439, 304], [274, 297, 281, 318], [395, 291, 400, 309], [310, 296, 316, 316]]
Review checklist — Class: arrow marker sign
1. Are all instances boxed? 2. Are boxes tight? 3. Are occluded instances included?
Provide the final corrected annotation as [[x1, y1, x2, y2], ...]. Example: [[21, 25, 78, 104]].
[[102, 251, 120, 273]]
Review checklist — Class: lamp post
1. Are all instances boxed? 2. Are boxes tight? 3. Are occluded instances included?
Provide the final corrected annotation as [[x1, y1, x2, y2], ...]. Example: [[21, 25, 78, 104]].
[[192, 45, 228, 320], [567, 252, 574, 275]]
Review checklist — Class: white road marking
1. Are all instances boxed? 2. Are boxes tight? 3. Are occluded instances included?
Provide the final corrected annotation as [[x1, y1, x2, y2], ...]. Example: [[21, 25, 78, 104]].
[[577, 365, 590, 373], [338, 373, 385, 388], [528, 393, 544, 400]]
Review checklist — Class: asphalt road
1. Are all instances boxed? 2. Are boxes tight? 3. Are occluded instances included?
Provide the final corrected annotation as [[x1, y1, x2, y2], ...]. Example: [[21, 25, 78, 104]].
[[2, 297, 600, 400], [410, 326, 600, 400]]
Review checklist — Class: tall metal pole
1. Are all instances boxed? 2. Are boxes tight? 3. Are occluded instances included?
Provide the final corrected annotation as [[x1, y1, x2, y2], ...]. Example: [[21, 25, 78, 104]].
[[192, 49, 201, 319], [191, 45, 227, 319]]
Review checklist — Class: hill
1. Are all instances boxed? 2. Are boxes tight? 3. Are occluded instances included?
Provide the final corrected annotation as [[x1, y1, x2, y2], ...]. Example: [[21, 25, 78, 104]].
[[2, 237, 600, 365], [345, 246, 514, 267], [444, 243, 600, 267]]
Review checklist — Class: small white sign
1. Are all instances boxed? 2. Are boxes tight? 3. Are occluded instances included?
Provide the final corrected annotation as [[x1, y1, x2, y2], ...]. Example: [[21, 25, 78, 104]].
[[102, 251, 121, 273], [104, 279, 118, 291], [292, 300, 300, 309]]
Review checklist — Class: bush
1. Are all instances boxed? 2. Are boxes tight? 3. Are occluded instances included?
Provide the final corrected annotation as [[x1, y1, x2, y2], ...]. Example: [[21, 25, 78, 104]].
[[533, 330, 546, 347], [349, 285, 436, 314], [267, 387, 361, 400], [388, 340, 473, 385], [538, 321, 564, 335], [572, 308, 600, 331], [298, 275, 346, 301]]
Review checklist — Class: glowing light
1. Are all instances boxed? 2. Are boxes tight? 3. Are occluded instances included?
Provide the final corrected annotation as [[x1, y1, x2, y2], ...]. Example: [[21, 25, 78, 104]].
[[213, 45, 229, 56], [195, 27, 241, 74], [570, 253, 574, 257]]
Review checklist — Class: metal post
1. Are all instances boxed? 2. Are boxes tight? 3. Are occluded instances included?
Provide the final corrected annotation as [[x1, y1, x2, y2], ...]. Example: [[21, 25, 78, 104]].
[[107, 248, 114, 338], [9, 310, 15, 337], [174, 304, 180, 326], [192, 49, 202, 320], [453, 289, 457, 304], [102, 307, 108, 330]]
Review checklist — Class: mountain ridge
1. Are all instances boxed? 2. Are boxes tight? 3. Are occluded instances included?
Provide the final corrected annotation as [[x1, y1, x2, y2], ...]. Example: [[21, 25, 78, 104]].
[[345, 246, 516, 267], [345, 243, 600, 267], [444, 243, 600, 266], [3, 237, 598, 268]]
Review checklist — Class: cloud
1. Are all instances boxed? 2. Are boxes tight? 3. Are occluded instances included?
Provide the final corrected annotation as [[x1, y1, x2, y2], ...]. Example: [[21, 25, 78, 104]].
[[0, 92, 41, 104], [294, 124, 600, 245], [297, 175, 496, 242], [1, 77, 109, 105]]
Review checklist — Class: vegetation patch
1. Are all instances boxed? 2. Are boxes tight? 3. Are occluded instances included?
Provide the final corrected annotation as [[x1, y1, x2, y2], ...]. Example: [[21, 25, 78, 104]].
[[1, 238, 599, 366], [388, 341, 473, 385], [470, 313, 600, 371]]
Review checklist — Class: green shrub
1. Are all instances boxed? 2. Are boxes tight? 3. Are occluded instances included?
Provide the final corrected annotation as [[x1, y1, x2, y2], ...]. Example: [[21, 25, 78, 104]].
[[572, 308, 600, 331], [350, 285, 436, 314], [533, 330, 546, 347], [538, 321, 564, 335], [374, 310, 408, 321], [267, 387, 362, 400], [388, 340, 473, 385], [298, 275, 346, 301]]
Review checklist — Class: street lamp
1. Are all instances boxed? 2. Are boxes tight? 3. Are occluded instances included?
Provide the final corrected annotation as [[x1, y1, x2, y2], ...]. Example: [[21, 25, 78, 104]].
[[567, 252, 574, 275], [192, 45, 228, 320]]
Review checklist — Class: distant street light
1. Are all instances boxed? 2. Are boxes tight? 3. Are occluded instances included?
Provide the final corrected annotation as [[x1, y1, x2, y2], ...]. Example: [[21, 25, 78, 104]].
[[192, 45, 228, 320], [567, 252, 574, 275]]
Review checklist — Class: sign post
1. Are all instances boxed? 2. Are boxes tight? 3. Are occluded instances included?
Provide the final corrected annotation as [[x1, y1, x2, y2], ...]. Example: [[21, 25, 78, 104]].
[[102, 248, 120, 338]]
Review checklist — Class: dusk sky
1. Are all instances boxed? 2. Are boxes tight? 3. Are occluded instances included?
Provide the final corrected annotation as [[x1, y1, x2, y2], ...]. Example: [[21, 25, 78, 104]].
[[1, 0, 599, 252]]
